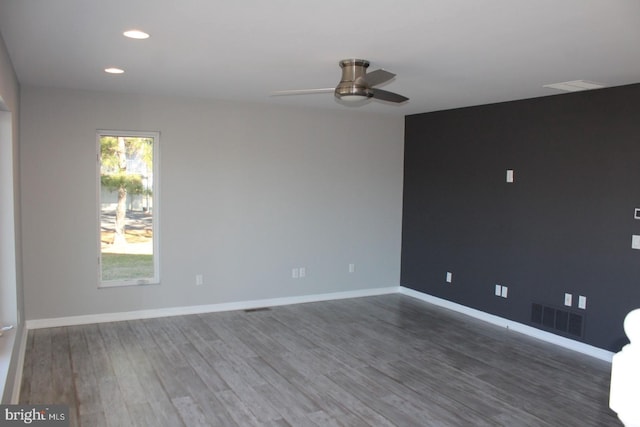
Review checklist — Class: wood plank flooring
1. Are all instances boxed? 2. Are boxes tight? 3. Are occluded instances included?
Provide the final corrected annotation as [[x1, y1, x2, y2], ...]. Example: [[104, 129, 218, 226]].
[[19, 294, 620, 426]]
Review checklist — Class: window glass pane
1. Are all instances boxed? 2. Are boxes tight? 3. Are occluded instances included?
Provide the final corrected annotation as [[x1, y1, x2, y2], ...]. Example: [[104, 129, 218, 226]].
[[99, 133, 157, 285]]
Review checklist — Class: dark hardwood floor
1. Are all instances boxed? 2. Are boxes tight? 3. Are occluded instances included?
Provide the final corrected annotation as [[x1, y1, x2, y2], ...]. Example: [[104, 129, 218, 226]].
[[19, 294, 620, 426]]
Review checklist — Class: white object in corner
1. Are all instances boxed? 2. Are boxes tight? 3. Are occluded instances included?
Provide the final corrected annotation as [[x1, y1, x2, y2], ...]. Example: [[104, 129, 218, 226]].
[[610, 308, 640, 427]]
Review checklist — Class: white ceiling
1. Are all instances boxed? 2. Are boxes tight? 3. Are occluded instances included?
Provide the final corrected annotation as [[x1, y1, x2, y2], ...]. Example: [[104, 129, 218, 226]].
[[1, 0, 640, 116]]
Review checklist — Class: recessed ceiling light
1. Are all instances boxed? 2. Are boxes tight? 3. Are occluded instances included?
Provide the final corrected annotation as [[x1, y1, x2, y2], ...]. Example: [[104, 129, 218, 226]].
[[123, 30, 149, 40], [104, 67, 125, 74], [543, 80, 605, 92]]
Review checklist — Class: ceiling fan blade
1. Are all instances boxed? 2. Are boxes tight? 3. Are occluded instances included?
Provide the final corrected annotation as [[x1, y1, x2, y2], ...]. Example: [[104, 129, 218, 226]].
[[371, 88, 409, 103], [366, 69, 396, 86], [271, 88, 334, 96]]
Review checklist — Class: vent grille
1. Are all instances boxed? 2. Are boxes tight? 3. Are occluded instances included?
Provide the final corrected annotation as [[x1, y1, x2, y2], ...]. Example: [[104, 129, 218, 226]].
[[531, 303, 583, 338], [243, 307, 271, 313], [543, 80, 605, 92]]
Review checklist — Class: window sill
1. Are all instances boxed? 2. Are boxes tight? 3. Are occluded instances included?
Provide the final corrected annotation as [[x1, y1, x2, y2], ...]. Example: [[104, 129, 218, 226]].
[[99, 279, 160, 289]]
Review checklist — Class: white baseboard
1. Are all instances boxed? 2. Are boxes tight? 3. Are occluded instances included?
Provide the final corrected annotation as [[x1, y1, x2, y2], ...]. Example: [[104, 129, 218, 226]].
[[10, 325, 27, 403], [25, 286, 400, 330], [23, 285, 614, 363], [399, 287, 614, 363]]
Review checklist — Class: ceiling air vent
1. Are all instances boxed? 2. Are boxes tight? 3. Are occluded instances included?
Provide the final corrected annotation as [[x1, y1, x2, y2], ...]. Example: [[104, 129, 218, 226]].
[[543, 80, 605, 92]]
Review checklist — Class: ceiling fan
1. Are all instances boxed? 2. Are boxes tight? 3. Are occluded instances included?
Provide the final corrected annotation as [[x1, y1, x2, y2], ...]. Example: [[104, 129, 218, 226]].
[[272, 59, 409, 104]]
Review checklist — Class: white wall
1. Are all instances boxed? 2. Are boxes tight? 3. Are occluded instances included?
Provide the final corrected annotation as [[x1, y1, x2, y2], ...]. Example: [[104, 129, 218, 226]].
[[0, 30, 23, 403], [0, 27, 20, 327], [20, 87, 404, 320], [0, 111, 16, 324]]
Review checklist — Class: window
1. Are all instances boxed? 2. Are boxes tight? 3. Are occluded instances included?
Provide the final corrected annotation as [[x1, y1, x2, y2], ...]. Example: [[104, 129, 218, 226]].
[[97, 130, 159, 287]]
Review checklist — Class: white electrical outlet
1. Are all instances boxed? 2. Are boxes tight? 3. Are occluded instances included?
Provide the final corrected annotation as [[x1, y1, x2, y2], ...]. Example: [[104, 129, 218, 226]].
[[501, 286, 508, 298], [348, 263, 355, 273], [196, 274, 203, 286], [446, 272, 452, 283], [299, 267, 306, 278], [578, 295, 587, 310], [495, 284, 502, 296], [292, 268, 299, 279], [632, 235, 640, 250], [564, 293, 572, 306]]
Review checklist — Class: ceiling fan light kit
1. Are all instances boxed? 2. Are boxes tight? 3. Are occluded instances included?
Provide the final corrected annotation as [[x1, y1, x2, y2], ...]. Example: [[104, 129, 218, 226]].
[[334, 59, 373, 101]]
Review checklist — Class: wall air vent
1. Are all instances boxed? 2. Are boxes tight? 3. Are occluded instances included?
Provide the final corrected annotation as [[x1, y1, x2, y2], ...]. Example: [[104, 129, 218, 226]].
[[531, 303, 584, 338], [244, 307, 271, 313]]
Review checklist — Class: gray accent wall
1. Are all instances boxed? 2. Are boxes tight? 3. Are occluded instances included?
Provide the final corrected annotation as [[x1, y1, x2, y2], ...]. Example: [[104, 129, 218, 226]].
[[20, 87, 404, 320], [401, 83, 640, 352]]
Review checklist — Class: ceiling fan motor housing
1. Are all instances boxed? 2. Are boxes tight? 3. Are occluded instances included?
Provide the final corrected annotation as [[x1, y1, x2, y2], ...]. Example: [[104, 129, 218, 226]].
[[335, 59, 373, 99]]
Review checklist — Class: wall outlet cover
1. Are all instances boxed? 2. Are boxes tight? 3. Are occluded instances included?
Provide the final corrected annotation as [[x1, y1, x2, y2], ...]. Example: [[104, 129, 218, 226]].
[[564, 293, 572, 307], [578, 295, 587, 309], [446, 272, 452, 283], [501, 286, 508, 298]]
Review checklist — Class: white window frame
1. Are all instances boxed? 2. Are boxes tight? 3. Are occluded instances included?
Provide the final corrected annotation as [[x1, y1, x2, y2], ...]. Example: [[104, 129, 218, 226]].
[[97, 130, 160, 288]]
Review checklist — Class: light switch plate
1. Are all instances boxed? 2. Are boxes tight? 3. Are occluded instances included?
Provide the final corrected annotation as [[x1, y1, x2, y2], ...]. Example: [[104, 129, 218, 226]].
[[446, 272, 452, 283], [501, 286, 508, 298], [495, 284, 502, 296], [506, 169, 514, 183], [632, 235, 640, 250]]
